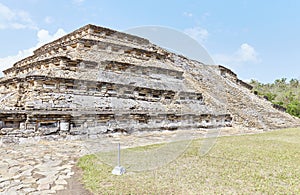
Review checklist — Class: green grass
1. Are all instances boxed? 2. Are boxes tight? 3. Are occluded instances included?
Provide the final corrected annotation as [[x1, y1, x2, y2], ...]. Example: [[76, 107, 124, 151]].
[[77, 128, 300, 194]]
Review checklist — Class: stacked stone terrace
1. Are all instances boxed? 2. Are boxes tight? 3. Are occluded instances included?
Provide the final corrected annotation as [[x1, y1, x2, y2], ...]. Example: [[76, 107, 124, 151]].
[[0, 24, 299, 139]]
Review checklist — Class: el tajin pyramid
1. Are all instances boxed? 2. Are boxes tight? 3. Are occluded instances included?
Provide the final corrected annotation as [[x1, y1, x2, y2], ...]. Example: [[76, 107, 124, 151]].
[[0, 24, 299, 141]]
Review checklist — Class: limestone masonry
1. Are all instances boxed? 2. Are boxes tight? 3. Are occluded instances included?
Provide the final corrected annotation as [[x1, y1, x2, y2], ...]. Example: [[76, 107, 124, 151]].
[[0, 24, 299, 142]]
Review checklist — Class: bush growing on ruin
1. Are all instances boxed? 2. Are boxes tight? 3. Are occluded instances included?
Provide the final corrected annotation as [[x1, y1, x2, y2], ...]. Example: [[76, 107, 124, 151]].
[[250, 78, 300, 118]]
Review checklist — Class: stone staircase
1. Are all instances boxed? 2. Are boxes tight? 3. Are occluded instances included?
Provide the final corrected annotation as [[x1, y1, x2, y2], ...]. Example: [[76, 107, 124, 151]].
[[166, 56, 300, 130], [206, 66, 300, 129]]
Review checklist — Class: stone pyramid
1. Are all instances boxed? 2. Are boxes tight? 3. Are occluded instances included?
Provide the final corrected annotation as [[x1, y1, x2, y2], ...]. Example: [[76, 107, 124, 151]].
[[0, 24, 299, 139]]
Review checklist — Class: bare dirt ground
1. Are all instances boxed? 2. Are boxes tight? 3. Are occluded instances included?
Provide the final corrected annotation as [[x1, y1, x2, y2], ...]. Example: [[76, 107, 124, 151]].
[[56, 166, 92, 195]]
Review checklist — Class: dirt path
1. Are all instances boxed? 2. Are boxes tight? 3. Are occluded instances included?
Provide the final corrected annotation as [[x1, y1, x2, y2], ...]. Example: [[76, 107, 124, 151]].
[[56, 166, 92, 195]]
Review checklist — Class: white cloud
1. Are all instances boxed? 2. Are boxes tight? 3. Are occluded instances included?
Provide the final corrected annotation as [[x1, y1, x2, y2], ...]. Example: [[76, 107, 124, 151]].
[[0, 3, 36, 29], [201, 12, 210, 21], [184, 26, 209, 43], [37, 28, 66, 46], [44, 16, 54, 24], [183, 12, 193, 17], [0, 28, 66, 77], [73, 0, 85, 4], [213, 43, 260, 66], [237, 43, 259, 62], [0, 3, 14, 20]]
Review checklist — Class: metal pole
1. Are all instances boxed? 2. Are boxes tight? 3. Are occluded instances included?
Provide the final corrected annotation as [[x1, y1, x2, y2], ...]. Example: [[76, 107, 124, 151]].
[[112, 142, 125, 175], [118, 143, 120, 167]]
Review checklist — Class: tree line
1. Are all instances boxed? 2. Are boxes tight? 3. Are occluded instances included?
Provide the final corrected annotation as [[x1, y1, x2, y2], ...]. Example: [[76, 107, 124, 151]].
[[250, 78, 300, 118]]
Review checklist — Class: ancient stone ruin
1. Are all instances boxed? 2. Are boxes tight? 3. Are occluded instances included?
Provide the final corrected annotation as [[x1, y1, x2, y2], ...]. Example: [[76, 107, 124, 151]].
[[0, 24, 299, 142]]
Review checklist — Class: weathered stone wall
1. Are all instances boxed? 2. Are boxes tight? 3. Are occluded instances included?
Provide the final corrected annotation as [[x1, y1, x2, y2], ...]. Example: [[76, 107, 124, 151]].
[[0, 111, 232, 139], [0, 24, 299, 142]]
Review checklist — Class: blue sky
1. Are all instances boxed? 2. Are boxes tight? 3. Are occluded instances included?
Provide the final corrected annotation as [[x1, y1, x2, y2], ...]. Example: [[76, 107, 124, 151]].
[[0, 0, 299, 83]]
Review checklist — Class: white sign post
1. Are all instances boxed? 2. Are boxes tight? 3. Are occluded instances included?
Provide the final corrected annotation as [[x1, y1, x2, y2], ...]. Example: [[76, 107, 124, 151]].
[[112, 143, 126, 175]]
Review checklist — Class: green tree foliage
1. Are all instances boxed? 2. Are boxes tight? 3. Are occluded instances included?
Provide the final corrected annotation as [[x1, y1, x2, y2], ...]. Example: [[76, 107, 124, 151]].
[[287, 100, 300, 117], [265, 92, 277, 101], [250, 78, 300, 118]]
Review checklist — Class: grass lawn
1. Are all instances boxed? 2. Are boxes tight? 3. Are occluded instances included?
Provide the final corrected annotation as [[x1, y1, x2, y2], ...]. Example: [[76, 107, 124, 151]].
[[77, 128, 300, 194]]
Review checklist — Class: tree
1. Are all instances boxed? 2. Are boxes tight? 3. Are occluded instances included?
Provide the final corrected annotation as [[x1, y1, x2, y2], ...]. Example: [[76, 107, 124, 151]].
[[250, 77, 300, 118], [264, 92, 276, 101], [290, 79, 299, 88], [287, 100, 300, 117], [274, 78, 287, 88]]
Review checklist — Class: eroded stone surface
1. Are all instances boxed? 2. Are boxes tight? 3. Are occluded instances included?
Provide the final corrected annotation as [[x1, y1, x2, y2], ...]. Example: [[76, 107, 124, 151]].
[[0, 24, 298, 145], [0, 140, 85, 194]]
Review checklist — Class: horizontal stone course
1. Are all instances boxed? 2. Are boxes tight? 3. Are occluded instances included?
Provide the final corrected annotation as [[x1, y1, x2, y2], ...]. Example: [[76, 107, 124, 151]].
[[0, 24, 299, 143]]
